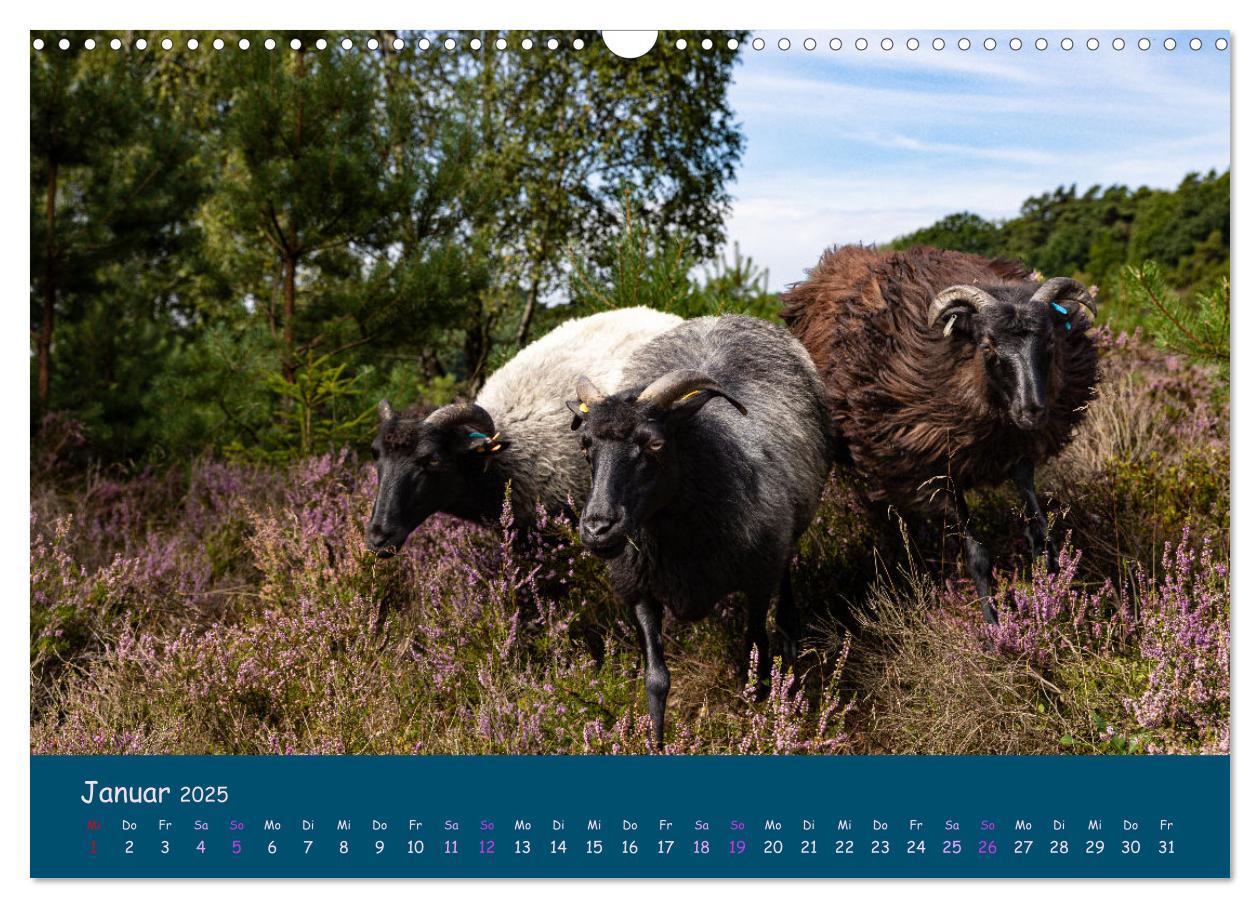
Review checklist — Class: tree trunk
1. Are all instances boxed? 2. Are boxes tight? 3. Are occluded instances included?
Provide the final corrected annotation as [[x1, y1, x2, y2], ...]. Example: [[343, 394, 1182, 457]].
[[37, 160, 59, 411], [514, 271, 542, 350], [282, 252, 297, 382]]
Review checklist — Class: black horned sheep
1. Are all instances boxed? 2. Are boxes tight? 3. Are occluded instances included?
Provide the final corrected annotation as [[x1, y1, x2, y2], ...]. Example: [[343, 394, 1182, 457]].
[[367, 307, 681, 554], [567, 315, 833, 747]]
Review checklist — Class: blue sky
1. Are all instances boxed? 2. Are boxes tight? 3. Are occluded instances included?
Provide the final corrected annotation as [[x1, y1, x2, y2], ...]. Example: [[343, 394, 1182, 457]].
[[725, 30, 1231, 290]]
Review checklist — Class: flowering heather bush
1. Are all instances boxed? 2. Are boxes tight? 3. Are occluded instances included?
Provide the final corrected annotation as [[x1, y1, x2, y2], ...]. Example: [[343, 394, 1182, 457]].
[[31, 455, 853, 755], [29, 335, 1228, 756]]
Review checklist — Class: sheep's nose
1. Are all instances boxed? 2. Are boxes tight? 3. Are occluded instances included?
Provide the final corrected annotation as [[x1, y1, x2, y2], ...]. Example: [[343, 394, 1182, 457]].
[[581, 512, 621, 540], [366, 523, 394, 555]]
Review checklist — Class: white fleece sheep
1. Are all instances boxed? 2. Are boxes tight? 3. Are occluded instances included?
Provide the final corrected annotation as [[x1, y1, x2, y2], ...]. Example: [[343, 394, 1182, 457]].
[[476, 306, 682, 515]]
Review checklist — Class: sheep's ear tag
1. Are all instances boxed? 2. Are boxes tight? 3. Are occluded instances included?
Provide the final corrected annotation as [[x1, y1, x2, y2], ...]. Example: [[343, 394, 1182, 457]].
[[943, 314, 957, 337], [468, 430, 502, 454], [1051, 302, 1069, 315], [579, 402, 589, 413]]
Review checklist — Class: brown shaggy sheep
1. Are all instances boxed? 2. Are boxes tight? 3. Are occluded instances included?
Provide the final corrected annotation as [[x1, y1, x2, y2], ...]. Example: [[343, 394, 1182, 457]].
[[781, 245, 1100, 622]]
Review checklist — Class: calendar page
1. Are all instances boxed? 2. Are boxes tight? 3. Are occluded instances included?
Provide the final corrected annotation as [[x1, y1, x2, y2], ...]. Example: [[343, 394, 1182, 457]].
[[27, 27, 1230, 880]]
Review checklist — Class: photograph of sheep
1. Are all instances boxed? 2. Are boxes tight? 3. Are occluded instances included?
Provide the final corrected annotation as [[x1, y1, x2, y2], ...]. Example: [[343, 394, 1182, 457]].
[[30, 31, 1229, 756]]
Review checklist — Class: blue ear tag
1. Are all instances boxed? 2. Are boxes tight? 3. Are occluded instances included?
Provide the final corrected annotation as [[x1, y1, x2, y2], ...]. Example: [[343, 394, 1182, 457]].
[[1051, 302, 1069, 315], [1065, 321, 1072, 331], [468, 431, 489, 440]]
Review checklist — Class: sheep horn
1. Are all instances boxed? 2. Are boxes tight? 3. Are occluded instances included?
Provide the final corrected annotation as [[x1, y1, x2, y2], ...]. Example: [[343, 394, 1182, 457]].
[[1032, 277, 1098, 319], [926, 285, 999, 329], [425, 402, 496, 437], [637, 369, 748, 416], [575, 376, 606, 413], [378, 399, 396, 422]]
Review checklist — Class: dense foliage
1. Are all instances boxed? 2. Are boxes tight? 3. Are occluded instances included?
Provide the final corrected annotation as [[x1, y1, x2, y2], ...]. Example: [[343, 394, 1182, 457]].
[[31, 31, 752, 464], [891, 171, 1229, 330]]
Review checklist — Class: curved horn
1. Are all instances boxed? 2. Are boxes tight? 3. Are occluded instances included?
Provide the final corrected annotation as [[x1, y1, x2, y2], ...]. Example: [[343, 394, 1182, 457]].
[[1031, 276, 1098, 319], [926, 285, 999, 330], [575, 375, 606, 412], [637, 369, 748, 416], [425, 402, 496, 436], [378, 399, 396, 422]]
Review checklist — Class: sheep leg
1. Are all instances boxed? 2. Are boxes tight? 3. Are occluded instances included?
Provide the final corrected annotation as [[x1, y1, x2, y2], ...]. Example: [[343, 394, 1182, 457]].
[[745, 591, 772, 699], [776, 568, 800, 672], [633, 599, 670, 750], [1012, 459, 1058, 573], [954, 494, 996, 624]]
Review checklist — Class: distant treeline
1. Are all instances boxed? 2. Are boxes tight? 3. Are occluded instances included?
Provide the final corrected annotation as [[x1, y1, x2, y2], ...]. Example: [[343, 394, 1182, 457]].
[[892, 171, 1229, 303]]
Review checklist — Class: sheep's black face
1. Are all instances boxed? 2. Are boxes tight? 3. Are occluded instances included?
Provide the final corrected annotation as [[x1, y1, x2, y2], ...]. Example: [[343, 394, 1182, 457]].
[[568, 394, 680, 559], [365, 402, 506, 556], [947, 285, 1070, 430]]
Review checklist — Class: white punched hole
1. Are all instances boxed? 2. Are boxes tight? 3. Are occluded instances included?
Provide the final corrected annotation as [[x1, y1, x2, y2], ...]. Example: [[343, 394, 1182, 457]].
[[932, 37, 945, 51], [906, 38, 919, 51], [495, 38, 507, 50], [752, 37, 765, 51], [1113, 37, 1125, 51], [678, 38, 689, 50], [1190, 37, 1202, 51], [161, 38, 173, 50], [803, 37, 816, 51], [238, 38, 249, 50], [57, 37, 69, 50], [603, 31, 657, 58], [830, 38, 843, 51], [1010, 38, 1022, 51], [547, 38, 559, 50], [1086, 37, 1099, 50], [213, 38, 224, 50], [85, 38, 96, 49], [1164, 38, 1176, 50], [727, 37, 739, 50], [778, 38, 790, 51], [573, 38, 585, 50], [112, 38, 122, 50], [1061, 37, 1074, 50], [341, 38, 352, 50], [444, 38, 456, 50], [136, 38, 148, 50], [1036, 37, 1048, 50], [264, 38, 276, 50], [186, 38, 197, 50], [291, 38, 302, 51], [1138, 37, 1151, 50], [958, 37, 971, 50], [419, 38, 431, 50], [1216, 37, 1228, 50], [983, 37, 997, 50], [316, 39, 327, 50], [367, 38, 379, 50], [392, 38, 404, 50], [33, 38, 44, 50], [880, 37, 893, 51], [521, 38, 533, 50], [855, 37, 868, 51]]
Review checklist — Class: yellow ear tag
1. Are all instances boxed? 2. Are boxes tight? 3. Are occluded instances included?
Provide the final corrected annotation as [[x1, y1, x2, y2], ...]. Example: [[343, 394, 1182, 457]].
[[678, 390, 703, 402], [579, 402, 589, 413], [490, 444, 502, 452]]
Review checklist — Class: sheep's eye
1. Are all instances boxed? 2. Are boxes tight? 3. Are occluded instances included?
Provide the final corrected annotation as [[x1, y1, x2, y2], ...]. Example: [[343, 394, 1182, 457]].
[[422, 454, 441, 470]]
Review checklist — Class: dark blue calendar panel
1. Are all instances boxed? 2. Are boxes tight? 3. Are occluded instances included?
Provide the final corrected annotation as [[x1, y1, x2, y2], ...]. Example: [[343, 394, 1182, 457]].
[[31, 755, 1228, 878]]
